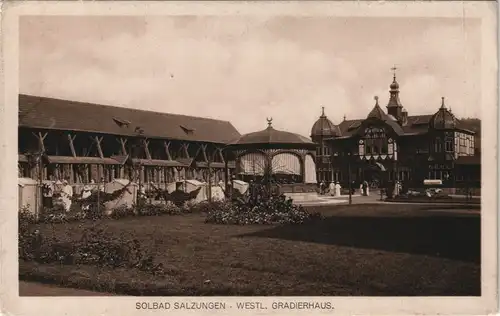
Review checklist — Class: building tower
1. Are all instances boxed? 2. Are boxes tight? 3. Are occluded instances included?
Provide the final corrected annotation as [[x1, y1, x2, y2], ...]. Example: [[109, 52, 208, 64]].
[[386, 66, 405, 124], [310, 107, 341, 182]]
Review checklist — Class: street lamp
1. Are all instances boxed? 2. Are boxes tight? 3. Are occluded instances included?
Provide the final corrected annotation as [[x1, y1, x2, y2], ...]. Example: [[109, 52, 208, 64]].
[[347, 152, 352, 205]]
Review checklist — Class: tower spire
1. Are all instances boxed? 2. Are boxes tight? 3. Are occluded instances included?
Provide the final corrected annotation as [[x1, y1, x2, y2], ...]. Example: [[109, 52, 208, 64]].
[[387, 65, 404, 122], [391, 65, 397, 80]]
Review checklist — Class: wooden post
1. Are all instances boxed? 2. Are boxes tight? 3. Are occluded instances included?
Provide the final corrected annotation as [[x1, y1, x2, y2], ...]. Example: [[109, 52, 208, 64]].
[[348, 157, 352, 205], [163, 141, 172, 160], [218, 148, 225, 164], [35, 153, 43, 220], [142, 138, 151, 160], [201, 144, 209, 162], [183, 143, 190, 158], [222, 147, 229, 198], [118, 138, 128, 156], [92, 136, 104, 158], [67, 134, 77, 157], [207, 160, 212, 203], [33, 132, 48, 153]]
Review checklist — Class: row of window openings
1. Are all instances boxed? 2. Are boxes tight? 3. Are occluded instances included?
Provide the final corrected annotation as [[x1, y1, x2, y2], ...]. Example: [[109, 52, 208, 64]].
[[18, 164, 226, 184], [318, 141, 473, 156]]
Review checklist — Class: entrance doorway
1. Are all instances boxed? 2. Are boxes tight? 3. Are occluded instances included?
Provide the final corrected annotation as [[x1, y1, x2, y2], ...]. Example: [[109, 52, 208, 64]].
[[360, 161, 387, 189]]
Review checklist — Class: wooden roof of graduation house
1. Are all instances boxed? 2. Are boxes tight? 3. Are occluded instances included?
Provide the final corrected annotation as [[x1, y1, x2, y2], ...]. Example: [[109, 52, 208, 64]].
[[18, 94, 241, 144]]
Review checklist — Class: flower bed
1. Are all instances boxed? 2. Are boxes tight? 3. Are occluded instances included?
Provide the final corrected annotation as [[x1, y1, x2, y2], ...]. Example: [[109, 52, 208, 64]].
[[204, 194, 323, 225], [19, 210, 164, 276], [26, 199, 203, 224]]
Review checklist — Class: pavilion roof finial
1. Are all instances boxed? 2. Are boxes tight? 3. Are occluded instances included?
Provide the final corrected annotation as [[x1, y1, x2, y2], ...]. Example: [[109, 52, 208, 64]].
[[321, 106, 325, 117], [441, 97, 446, 109], [374, 95, 379, 105], [266, 117, 273, 128], [343, 114, 346, 121]]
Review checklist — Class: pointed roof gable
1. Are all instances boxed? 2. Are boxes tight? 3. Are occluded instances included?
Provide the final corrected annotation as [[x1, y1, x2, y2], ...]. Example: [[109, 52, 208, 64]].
[[367, 96, 387, 120]]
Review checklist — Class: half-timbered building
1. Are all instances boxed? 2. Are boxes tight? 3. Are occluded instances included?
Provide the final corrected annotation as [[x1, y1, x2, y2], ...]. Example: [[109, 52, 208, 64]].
[[310, 73, 481, 189], [18, 94, 240, 192]]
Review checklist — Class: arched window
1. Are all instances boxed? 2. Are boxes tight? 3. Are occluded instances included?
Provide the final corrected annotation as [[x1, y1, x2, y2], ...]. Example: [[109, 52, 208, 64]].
[[272, 153, 301, 175], [238, 152, 268, 175], [363, 127, 388, 155]]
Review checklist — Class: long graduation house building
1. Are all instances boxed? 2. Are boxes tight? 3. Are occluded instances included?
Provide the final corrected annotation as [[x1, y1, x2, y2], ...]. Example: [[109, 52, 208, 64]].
[[18, 94, 241, 191], [311, 73, 481, 189]]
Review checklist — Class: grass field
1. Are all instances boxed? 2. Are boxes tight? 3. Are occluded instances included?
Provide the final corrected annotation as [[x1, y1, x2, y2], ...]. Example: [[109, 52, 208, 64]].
[[19, 203, 481, 296]]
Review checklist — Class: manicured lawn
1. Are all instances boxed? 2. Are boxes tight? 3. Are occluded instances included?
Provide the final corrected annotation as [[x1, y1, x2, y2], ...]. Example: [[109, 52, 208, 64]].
[[19, 203, 480, 296]]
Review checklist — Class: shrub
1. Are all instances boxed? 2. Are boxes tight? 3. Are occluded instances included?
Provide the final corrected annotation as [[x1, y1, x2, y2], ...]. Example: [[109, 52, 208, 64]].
[[137, 202, 182, 217], [39, 207, 68, 223], [109, 204, 136, 219], [18, 206, 39, 261], [18, 219, 164, 276], [204, 194, 323, 225]]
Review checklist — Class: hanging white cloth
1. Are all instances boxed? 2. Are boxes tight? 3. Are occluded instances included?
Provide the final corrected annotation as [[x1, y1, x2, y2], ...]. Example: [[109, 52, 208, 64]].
[[81, 189, 92, 200], [81, 187, 92, 211], [61, 183, 73, 212]]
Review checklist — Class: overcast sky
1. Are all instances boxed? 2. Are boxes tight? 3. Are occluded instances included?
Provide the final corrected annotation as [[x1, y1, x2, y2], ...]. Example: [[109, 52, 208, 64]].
[[20, 16, 481, 137]]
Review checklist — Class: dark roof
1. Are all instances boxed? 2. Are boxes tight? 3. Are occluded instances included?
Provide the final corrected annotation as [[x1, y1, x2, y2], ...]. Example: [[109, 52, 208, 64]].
[[337, 113, 476, 137], [230, 124, 314, 147], [429, 99, 459, 130], [367, 103, 387, 120], [311, 108, 341, 137], [18, 94, 241, 144]]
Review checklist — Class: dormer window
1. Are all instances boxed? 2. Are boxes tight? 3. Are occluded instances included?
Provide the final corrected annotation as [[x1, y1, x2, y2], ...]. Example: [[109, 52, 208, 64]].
[[113, 117, 131, 127], [180, 125, 195, 135]]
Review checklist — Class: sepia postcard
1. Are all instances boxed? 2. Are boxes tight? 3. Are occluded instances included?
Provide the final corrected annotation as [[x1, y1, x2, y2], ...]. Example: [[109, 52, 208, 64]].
[[0, 1, 498, 315]]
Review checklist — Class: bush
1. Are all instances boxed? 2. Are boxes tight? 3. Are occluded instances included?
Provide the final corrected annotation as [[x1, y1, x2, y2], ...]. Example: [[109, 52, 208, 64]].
[[18, 218, 165, 275], [32, 201, 188, 224], [204, 194, 323, 225], [137, 202, 182, 216], [109, 204, 136, 219], [18, 206, 40, 261]]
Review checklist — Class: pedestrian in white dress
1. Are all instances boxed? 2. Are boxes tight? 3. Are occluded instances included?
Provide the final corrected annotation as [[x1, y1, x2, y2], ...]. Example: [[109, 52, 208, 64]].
[[364, 181, 370, 196], [329, 181, 336, 196], [335, 181, 342, 197]]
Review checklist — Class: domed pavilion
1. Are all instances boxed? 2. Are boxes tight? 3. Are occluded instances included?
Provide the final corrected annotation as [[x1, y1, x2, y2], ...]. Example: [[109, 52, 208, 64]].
[[228, 118, 317, 188], [310, 107, 342, 183]]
